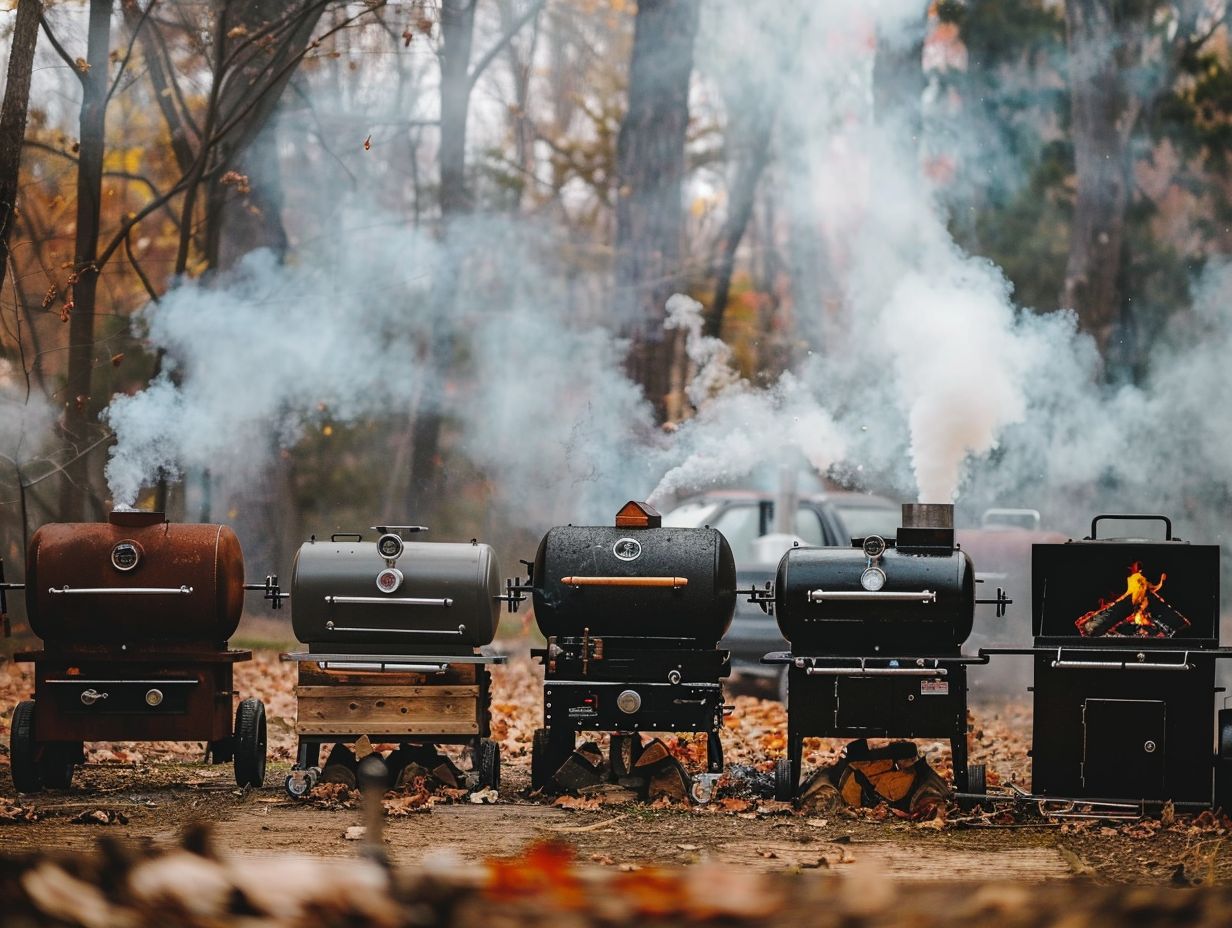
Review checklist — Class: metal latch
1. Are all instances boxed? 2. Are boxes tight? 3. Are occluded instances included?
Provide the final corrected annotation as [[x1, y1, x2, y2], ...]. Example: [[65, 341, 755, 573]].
[[80, 688, 108, 706]]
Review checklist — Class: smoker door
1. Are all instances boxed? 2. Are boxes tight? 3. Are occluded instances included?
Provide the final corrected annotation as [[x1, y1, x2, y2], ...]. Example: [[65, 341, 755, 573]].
[[1082, 698, 1166, 798]]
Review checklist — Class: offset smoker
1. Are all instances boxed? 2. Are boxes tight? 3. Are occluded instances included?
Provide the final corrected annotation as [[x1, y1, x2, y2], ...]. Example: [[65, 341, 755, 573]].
[[281, 526, 506, 797], [984, 515, 1232, 812], [6, 510, 283, 792], [509, 501, 735, 802], [760, 503, 1008, 801]]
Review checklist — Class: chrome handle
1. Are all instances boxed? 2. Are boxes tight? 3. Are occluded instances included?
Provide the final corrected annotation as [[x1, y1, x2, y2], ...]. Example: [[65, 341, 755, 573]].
[[80, 688, 108, 705], [806, 589, 936, 603], [1051, 659, 1192, 672], [49, 586, 193, 596], [319, 661, 449, 673], [324, 595, 452, 607], [323, 621, 467, 637], [804, 666, 948, 677]]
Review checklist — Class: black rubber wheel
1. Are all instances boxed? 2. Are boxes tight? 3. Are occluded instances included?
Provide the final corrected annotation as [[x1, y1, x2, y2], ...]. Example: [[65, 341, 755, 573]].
[[531, 728, 550, 791], [967, 763, 987, 796], [233, 698, 267, 788], [38, 742, 77, 790], [1214, 712, 1232, 812], [477, 738, 500, 791], [774, 756, 795, 802], [9, 700, 41, 794]]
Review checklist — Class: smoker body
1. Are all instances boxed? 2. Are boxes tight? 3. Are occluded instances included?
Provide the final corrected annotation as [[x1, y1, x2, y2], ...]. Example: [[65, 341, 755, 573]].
[[763, 503, 997, 801], [986, 515, 1232, 810], [10, 511, 274, 793], [517, 502, 735, 801], [282, 529, 506, 797]]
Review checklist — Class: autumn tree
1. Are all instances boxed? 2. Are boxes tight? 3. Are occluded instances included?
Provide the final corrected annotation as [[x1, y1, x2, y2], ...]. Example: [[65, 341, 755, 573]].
[[0, 0, 42, 296], [613, 0, 700, 424]]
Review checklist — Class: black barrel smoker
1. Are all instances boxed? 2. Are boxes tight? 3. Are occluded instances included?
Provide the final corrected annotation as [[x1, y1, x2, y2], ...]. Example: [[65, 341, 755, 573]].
[[760, 503, 1008, 801], [281, 527, 506, 797], [507, 501, 735, 802], [5, 510, 283, 792], [984, 514, 1232, 812]]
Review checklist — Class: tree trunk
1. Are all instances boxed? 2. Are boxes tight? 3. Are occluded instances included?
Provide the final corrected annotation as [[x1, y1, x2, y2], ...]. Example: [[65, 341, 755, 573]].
[[1061, 0, 1133, 359], [872, 13, 927, 143], [406, 0, 477, 515], [59, 0, 114, 520], [613, 0, 700, 424], [0, 0, 42, 296]]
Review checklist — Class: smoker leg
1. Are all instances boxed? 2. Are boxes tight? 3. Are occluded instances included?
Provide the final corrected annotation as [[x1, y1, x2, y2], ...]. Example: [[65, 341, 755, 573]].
[[295, 740, 318, 771], [789, 732, 803, 793], [951, 730, 970, 794], [707, 729, 724, 774]]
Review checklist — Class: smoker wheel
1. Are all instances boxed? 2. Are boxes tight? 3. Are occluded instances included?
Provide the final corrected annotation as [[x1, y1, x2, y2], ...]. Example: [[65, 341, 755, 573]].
[[774, 757, 795, 802], [38, 742, 78, 790], [233, 698, 267, 788], [1215, 711, 1232, 813], [967, 763, 987, 796], [9, 700, 41, 794], [477, 738, 500, 791]]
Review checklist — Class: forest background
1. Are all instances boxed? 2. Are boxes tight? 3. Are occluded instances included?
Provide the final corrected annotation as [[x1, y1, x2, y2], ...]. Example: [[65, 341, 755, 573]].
[[0, 0, 1230, 601]]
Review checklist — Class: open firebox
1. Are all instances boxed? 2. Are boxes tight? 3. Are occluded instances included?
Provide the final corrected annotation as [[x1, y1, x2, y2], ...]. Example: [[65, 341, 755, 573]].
[[280, 526, 507, 797], [505, 501, 735, 803], [758, 503, 1009, 802], [4, 510, 284, 792], [984, 514, 1232, 812]]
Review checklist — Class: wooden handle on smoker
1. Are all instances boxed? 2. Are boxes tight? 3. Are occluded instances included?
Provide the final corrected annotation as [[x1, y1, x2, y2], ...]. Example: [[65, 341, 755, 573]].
[[561, 576, 689, 589]]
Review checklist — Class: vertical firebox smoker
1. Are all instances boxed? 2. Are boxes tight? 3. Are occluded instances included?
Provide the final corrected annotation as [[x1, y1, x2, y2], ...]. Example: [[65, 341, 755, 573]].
[[759, 503, 1009, 801], [983, 514, 1232, 812], [281, 527, 507, 797], [5, 510, 284, 792], [505, 501, 735, 803]]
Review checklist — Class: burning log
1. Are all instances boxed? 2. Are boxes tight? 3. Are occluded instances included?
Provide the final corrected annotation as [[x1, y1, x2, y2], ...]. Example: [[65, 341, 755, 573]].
[[1075, 565, 1191, 638]]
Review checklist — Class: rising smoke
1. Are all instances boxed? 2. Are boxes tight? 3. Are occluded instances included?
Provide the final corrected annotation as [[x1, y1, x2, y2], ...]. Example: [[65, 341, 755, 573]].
[[75, 0, 1229, 559]]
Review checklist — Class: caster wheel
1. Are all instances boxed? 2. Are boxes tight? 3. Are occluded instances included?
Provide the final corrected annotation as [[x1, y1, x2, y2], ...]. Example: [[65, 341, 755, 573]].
[[477, 738, 500, 791], [531, 728, 549, 791], [1215, 711, 1232, 812], [968, 763, 987, 796], [774, 757, 795, 802], [10, 700, 42, 794], [233, 698, 267, 788]]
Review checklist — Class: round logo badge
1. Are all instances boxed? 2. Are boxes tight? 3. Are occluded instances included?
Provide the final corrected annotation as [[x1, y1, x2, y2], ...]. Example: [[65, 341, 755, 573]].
[[613, 538, 642, 561], [376, 567, 404, 593]]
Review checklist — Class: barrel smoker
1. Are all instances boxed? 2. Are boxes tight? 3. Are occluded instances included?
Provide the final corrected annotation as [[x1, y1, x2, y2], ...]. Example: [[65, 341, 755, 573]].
[[507, 501, 735, 802], [282, 526, 506, 797], [6, 510, 283, 792], [760, 503, 1008, 801], [984, 515, 1232, 813]]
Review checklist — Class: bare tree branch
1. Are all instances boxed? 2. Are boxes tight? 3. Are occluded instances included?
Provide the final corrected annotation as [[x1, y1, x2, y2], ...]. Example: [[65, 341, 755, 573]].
[[468, 0, 545, 91]]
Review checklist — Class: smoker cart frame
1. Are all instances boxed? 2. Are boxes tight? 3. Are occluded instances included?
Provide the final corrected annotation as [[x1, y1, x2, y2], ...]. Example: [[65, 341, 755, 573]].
[[763, 651, 990, 800], [281, 650, 507, 797], [530, 633, 731, 801], [10, 646, 267, 792]]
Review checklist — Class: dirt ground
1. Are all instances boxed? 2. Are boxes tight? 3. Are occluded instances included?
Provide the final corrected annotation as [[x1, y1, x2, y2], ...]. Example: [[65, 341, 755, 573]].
[[3, 636, 1232, 887]]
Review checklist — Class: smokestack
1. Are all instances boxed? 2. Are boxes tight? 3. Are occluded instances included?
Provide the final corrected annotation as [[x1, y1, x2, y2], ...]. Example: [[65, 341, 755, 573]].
[[774, 466, 798, 536], [897, 502, 955, 550]]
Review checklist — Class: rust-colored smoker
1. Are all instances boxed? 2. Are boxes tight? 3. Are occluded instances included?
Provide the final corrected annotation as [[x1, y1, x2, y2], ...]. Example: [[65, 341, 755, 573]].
[[7, 510, 283, 792]]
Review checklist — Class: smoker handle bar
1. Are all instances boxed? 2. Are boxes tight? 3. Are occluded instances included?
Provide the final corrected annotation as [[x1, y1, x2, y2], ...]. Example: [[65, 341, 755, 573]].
[[48, 585, 193, 595], [807, 589, 936, 603], [324, 596, 453, 607], [1051, 658, 1192, 671], [561, 576, 689, 589], [319, 661, 448, 673], [324, 621, 467, 637], [805, 666, 948, 677]]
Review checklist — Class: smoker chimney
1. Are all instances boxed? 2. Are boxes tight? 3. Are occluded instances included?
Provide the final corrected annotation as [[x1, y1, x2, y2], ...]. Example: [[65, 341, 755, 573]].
[[897, 503, 955, 550]]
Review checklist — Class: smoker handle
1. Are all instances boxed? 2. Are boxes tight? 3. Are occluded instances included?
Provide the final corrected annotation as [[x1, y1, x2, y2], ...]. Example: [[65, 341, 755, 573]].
[[48, 585, 194, 595], [324, 621, 467, 637], [561, 576, 689, 589], [324, 595, 453, 607], [319, 661, 449, 673], [1089, 514, 1172, 541], [1050, 659, 1192, 672], [804, 666, 948, 677], [806, 589, 936, 603]]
